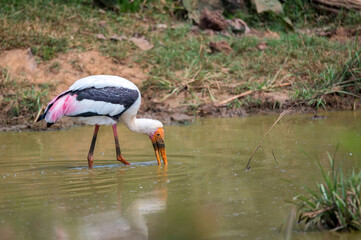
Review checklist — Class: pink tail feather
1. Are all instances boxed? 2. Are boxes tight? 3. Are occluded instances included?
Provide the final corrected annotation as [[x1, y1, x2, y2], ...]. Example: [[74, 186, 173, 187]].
[[38, 91, 77, 124]]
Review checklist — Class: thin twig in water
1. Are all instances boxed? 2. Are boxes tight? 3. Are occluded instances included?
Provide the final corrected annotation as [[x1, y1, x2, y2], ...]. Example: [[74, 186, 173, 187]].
[[267, 135, 278, 165], [245, 108, 292, 170]]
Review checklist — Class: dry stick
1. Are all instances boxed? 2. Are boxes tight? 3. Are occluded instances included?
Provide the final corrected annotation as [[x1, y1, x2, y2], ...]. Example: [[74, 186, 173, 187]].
[[215, 82, 291, 107], [80, 31, 94, 36], [34, 106, 44, 123], [245, 108, 292, 170]]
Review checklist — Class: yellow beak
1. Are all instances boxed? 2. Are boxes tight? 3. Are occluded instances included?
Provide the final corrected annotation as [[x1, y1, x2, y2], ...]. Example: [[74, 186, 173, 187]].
[[152, 139, 168, 165]]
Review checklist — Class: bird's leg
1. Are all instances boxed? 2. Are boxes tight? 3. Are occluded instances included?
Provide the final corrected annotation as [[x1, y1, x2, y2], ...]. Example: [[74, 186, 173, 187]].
[[88, 124, 100, 169], [112, 124, 130, 165]]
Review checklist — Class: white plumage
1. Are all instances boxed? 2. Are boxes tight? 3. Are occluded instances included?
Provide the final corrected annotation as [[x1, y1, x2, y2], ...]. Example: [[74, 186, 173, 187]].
[[69, 75, 139, 91]]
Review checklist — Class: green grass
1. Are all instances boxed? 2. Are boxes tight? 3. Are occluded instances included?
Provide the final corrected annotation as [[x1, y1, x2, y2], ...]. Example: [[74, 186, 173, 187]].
[[294, 42, 361, 108], [0, 0, 94, 60], [292, 154, 361, 231], [0, 68, 52, 123], [138, 29, 348, 107], [30, 37, 69, 61]]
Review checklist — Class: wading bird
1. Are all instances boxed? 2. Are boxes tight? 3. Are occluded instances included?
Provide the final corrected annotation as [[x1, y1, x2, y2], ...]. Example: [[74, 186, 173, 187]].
[[37, 75, 167, 168]]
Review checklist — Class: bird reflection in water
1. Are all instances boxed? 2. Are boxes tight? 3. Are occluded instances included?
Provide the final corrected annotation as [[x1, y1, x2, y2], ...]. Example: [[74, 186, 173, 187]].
[[78, 166, 168, 240], [128, 166, 168, 239]]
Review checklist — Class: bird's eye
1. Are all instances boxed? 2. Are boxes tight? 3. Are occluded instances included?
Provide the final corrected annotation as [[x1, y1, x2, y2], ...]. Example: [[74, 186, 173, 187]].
[[157, 133, 160, 136]]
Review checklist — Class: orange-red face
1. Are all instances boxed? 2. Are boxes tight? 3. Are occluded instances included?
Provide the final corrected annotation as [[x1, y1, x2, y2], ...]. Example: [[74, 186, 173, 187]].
[[150, 127, 167, 165]]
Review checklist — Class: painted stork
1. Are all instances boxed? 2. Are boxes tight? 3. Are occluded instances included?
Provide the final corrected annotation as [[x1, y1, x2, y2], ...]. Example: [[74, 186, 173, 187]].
[[37, 75, 167, 168]]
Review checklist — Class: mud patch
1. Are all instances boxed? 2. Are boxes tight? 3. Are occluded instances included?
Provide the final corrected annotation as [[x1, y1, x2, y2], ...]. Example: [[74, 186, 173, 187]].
[[254, 91, 290, 105], [0, 49, 37, 75]]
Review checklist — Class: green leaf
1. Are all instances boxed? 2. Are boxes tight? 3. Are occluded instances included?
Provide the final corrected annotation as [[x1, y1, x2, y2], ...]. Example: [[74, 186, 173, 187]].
[[317, 161, 334, 192]]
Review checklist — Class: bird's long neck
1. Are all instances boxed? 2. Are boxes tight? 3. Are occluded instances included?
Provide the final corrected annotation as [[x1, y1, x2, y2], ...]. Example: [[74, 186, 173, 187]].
[[122, 117, 157, 135]]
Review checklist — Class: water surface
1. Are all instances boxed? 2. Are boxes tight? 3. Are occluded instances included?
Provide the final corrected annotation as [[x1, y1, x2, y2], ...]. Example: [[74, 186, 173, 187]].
[[1, 111, 361, 239]]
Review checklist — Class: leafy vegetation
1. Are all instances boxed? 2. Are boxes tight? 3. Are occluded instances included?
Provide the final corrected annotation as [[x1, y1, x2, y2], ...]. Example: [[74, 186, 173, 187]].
[[292, 155, 361, 231]]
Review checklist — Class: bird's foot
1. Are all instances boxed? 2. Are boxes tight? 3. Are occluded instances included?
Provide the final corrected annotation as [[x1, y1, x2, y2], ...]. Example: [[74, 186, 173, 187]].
[[87, 153, 94, 169], [117, 155, 130, 165]]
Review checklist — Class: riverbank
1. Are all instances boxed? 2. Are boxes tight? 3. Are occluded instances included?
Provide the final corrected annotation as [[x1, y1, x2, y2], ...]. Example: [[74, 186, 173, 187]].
[[1, 1, 360, 131]]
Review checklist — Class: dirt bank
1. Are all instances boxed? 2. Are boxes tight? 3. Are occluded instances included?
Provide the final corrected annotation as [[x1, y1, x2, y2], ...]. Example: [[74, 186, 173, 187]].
[[1, 25, 360, 131]]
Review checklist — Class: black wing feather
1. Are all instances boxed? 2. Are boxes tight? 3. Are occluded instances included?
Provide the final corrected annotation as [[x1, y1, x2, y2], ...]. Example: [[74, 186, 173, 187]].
[[72, 87, 138, 108], [70, 87, 139, 119]]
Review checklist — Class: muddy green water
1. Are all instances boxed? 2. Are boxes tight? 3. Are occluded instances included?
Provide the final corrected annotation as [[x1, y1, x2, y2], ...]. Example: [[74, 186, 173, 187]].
[[1, 111, 361, 240]]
